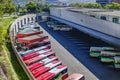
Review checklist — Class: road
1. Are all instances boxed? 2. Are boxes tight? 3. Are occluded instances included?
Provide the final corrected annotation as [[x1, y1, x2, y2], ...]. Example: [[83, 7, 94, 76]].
[[39, 22, 120, 80]]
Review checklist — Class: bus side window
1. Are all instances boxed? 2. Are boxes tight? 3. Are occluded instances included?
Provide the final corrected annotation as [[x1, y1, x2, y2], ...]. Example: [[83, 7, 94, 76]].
[[61, 69, 68, 74], [79, 76, 85, 80]]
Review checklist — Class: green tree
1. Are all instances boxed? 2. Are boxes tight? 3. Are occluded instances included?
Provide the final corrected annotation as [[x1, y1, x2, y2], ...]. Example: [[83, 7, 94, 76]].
[[0, 4, 4, 17], [0, 0, 16, 17], [25, 1, 37, 13], [0, 0, 11, 3], [36, 2, 42, 13], [70, 3, 102, 8], [104, 2, 120, 9], [104, 4, 112, 9], [0, 27, 3, 51], [70, 3, 83, 7], [84, 3, 102, 8], [42, 4, 57, 12], [4, 3, 16, 15], [42, 4, 50, 12]]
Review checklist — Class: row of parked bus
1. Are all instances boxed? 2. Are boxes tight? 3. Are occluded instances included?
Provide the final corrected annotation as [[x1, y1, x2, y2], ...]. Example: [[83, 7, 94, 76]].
[[47, 21, 72, 31], [15, 23, 84, 80], [90, 47, 120, 69]]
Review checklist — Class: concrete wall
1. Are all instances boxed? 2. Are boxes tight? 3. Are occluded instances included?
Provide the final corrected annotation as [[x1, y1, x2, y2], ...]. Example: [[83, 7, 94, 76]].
[[50, 8, 120, 39]]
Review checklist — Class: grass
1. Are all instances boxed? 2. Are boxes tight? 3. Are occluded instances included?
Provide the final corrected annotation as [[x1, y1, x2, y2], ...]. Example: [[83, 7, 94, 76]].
[[55, 74, 62, 80], [5, 42, 29, 80], [0, 17, 29, 80]]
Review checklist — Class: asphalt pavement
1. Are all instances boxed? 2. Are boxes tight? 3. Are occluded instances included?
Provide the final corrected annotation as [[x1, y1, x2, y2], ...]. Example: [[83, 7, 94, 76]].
[[39, 22, 120, 80]]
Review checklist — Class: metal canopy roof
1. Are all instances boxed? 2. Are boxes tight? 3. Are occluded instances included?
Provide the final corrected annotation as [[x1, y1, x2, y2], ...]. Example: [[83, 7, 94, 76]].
[[68, 8, 120, 17], [49, 15, 120, 47]]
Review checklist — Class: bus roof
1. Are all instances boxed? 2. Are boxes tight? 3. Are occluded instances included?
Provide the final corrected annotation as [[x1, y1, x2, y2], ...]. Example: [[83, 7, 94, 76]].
[[65, 73, 84, 80]]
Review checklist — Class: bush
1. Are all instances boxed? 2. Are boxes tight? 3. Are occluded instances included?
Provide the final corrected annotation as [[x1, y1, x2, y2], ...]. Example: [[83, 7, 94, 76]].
[[70, 3, 102, 8], [104, 2, 120, 9]]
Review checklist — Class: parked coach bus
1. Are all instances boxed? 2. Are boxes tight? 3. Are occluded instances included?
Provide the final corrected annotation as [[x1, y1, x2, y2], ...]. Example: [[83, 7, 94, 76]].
[[114, 56, 120, 69], [90, 47, 114, 57], [65, 73, 85, 80], [36, 65, 68, 80], [32, 60, 62, 78], [20, 45, 50, 57], [22, 47, 51, 61], [24, 51, 55, 65], [27, 39, 50, 49], [28, 56, 58, 71], [17, 34, 48, 48], [100, 50, 120, 63]]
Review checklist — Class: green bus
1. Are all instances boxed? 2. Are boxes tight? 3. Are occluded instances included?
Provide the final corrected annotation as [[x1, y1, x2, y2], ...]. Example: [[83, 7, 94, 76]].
[[100, 50, 120, 63], [90, 47, 114, 57], [114, 56, 120, 69]]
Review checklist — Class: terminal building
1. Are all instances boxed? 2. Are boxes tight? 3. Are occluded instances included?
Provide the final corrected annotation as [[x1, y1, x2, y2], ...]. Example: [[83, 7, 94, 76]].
[[50, 7, 120, 47]]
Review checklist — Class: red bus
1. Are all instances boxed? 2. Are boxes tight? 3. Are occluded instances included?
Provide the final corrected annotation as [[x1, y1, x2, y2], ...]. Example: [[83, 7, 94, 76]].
[[24, 51, 55, 65], [18, 34, 48, 49], [32, 60, 62, 78], [28, 56, 58, 71], [22, 48, 51, 61], [36, 65, 68, 80], [65, 73, 85, 80], [17, 28, 43, 38], [26, 39, 50, 49], [20, 45, 50, 57]]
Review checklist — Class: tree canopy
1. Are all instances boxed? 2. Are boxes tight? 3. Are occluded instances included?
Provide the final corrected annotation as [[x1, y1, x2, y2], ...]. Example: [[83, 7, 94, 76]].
[[104, 2, 120, 9], [0, 0, 16, 17], [0, 4, 4, 17], [4, 3, 16, 14], [84, 3, 102, 8], [70, 2, 120, 10], [70, 3, 102, 8], [25, 1, 37, 13], [19, 1, 57, 14], [70, 3, 83, 7]]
